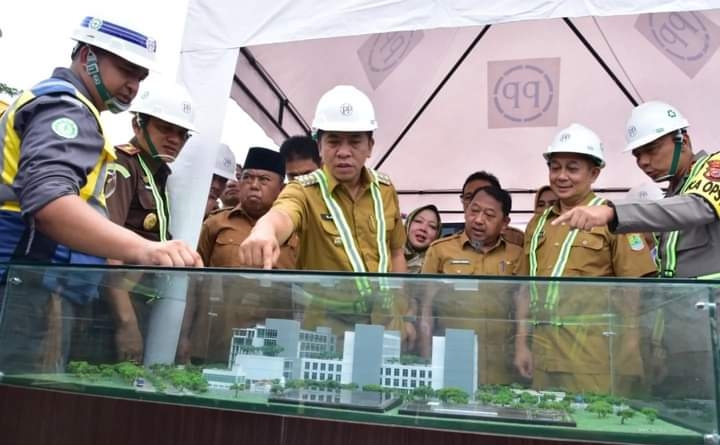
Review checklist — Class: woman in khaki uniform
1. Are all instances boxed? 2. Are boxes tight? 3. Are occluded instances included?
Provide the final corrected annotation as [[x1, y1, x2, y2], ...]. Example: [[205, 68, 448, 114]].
[[421, 186, 523, 384], [514, 124, 657, 395]]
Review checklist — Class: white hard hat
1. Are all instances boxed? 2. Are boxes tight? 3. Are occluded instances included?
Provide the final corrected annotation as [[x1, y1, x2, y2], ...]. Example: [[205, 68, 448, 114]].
[[625, 182, 664, 202], [544, 123, 605, 168], [213, 144, 237, 180], [130, 80, 197, 132], [312, 85, 377, 132], [624, 101, 689, 153], [71, 16, 156, 70]]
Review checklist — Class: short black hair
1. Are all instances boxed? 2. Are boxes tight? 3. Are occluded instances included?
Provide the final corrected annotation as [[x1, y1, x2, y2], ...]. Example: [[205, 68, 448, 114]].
[[279, 135, 321, 165], [469, 186, 512, 217], [462, 171, 501, 193]]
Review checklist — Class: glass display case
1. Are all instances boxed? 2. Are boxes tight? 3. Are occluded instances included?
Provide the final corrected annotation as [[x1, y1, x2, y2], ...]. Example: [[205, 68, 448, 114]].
[[0, 263, 718, 444]]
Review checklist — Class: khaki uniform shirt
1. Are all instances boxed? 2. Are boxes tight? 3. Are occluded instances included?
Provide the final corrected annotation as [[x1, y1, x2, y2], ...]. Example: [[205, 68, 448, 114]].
[[197, 206, 297, 268], [273, 165, 405, 271], [519, 192, 656, 378], [106, 143, 170, 242], [421, 232, 523, 384]]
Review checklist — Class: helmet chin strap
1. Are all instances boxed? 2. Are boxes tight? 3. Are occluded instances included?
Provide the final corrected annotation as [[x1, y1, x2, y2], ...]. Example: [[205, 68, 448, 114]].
[[86, 48, 130, 114], [136, 115, 166, 161], [654, 130, 684, 183]]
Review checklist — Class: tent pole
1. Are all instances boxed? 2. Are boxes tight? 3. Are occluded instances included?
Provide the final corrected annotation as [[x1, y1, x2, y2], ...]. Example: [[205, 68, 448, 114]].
[[562, 18, 638, 106], [374, 25, 492, 170]]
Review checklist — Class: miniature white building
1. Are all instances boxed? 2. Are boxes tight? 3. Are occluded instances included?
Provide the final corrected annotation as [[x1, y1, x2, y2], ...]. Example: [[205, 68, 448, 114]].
[[212, 319, 478, 397]]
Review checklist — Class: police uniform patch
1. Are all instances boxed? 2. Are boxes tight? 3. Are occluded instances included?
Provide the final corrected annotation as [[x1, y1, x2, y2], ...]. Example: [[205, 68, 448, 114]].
[[143, 213, 158, 230], [628, 233, 645, 251], [704, 160, 720, 181], [51, 117, 78, 139]]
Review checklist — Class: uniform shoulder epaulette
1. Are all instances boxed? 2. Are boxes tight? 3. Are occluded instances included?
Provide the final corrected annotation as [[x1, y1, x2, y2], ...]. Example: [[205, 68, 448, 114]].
[[430, 232, 460, 247], [209, 206, 233, 216], [374, 170, 392, 186], [114, 144, 141, 156], [295, 173, 319, 187]]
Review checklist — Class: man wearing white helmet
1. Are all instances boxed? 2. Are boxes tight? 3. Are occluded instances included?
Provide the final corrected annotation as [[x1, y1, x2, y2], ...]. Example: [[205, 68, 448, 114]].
[[556, 101, 720, 280], [513, 123, 656, 394], [238, 85, 408, 343], [0, 16, 201, 373], [204, 144, 238, 218], [555, 101, 720, 396], [103, 80, 198, 362]]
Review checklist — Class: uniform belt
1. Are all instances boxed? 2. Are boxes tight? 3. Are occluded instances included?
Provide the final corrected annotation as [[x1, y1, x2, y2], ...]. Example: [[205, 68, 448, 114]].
[[0, 184, 17, 203]]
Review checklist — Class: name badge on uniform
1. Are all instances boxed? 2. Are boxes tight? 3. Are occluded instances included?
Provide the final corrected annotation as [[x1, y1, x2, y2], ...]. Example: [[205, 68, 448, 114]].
[[449, 259, 471, 265], [321, 213, 334, 221]]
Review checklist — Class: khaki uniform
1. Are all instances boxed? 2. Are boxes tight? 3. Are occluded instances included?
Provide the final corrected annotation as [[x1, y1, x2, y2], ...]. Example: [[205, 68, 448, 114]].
[[422, 232, 523, 384], [191, 206, 298, 363], [519, 192, 657, 394], [272, 166, 406, 339], [107, 143, 170, 241]]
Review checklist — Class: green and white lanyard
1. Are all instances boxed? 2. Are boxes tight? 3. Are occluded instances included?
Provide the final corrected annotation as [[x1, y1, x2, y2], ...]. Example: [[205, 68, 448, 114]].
[[313, 169, 389, 308], [659, 155, 709, 278], [137, 155, 171, 242], [529, 196, 605, 319]]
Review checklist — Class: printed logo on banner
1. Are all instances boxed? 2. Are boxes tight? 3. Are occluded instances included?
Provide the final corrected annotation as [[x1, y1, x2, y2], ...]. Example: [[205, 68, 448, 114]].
[[636, 11, 720, 78], [358, 31, 424, 89], [487, 58, 560, 128]]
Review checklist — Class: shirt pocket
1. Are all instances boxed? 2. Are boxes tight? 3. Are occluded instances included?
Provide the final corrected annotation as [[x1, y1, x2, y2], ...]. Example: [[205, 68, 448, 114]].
[[566, 232, 606, 274], [367, 213, 397, 237], [212, 230, 244, 266], [137, 186, 158, 211]]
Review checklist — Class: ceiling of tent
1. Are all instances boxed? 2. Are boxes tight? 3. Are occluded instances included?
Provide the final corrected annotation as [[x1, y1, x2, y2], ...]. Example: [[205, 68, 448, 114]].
[[230, 10, 720, 223]]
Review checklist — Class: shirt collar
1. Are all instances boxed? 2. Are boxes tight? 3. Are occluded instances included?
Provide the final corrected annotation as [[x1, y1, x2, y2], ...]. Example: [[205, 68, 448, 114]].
[[322, 164, 375, 193], [51, 67, 94, 105], [549, 191, 597, 216], [461, 230, 505, 253]]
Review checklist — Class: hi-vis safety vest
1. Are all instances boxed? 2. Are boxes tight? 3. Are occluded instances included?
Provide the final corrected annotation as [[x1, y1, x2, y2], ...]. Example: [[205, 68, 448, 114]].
[[0, 79, 116, 304], [0, 78, 116, 214]]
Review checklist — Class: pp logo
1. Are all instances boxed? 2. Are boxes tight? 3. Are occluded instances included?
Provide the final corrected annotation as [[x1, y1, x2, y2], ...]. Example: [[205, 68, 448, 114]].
[[488, 58, 560, 128], [146, 38, 157, 54], [636, 11, 720, 78], [340, 103, 353, 116], [628, 126, 638, 139], [358, 31, 424, 89], [182, 102, 192, 114], [559, 133, 571, 142]]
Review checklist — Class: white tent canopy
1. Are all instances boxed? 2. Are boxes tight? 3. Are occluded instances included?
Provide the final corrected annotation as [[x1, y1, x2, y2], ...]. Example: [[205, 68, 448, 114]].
[[179, 1, 720, 224]]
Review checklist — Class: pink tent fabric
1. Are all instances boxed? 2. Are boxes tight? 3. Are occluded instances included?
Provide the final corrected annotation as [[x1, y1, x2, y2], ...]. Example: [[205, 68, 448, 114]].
[[230, 11, 720, 223]]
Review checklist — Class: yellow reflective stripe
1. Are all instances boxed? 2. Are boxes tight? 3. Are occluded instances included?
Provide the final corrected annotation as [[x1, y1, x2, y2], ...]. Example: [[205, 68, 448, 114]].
[[0, 202, 20, 212], [137, 155, 169, 242]]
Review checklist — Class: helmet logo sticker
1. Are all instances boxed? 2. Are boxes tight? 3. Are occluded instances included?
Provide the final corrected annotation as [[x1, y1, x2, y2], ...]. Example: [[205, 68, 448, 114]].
[[559, 133, 570, 142], [340, 103, 353, 116], [89, 18, 103, 30], [628, 126, 637, 138], [667, 109, 677, 118], [182, 102, 192, 114]]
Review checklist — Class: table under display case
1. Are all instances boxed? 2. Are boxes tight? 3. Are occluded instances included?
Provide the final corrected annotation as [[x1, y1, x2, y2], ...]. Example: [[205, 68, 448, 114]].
[[0, 264, 718, 445]]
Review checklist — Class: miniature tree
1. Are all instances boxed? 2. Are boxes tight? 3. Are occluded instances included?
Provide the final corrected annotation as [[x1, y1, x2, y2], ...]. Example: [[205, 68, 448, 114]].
[[285, 379, 305, 389], [641, 408, 658, 424], [520, 392, 538, 405], [341, 382, 358, 390], [476, 391, 494, 405], [618, 409, 635, 424], [270, 384, 283, 394], [436, 387, 469, 405], [587, 401, 613, 419], [491, 391, 514, 407], [411, 386, 435, 400], [362, 384, 384, 393]]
